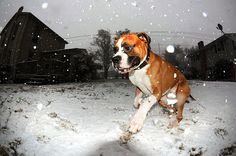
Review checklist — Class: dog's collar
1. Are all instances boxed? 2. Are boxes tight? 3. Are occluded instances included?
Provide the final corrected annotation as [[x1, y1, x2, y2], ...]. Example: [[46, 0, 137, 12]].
[[134, 48, 150, 70]]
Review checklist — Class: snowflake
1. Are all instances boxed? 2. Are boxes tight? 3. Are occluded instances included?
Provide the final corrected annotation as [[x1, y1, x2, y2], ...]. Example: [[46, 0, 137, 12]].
[[225, 99, 228, 103], [174, 73, 177, 78], [42, 2, 48, 9], [202, 12, 207, 18], [33, 46, 37, 49], [131, 1, 137, 7], [89, 4, 93, 9], [150, 5, 156, 10], [166, 45, 175, 53]]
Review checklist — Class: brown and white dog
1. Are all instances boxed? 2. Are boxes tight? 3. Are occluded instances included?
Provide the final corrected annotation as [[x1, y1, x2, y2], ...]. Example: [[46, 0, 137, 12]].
[[112, 32, 191, 135]]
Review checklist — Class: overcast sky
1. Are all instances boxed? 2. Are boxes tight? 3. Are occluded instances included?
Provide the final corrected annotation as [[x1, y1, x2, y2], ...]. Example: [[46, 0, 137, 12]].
[[0, 0, 236, 52]]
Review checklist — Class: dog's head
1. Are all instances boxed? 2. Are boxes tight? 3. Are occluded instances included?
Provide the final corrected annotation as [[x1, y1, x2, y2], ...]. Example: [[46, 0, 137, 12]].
[[112, 32, 151, 74]]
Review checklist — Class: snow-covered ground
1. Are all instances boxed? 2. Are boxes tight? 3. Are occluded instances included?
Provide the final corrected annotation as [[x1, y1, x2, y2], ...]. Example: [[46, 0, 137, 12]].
[[0, 80, 236, 156]]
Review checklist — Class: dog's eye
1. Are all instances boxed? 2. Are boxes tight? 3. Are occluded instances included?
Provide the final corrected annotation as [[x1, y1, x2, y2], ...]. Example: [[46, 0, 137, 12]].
[[123, 45, 133, 52], [113, 47, 118, 53]]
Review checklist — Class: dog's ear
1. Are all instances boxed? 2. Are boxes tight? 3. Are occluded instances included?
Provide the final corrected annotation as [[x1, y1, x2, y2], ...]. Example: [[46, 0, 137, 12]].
[[114, 36, 119, 43], [137, 32, 151, 45]]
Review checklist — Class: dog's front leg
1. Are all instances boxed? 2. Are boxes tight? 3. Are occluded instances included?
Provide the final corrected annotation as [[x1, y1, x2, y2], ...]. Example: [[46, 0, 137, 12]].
[[129, 95, 157, 133], [133, 87, 143, 108]]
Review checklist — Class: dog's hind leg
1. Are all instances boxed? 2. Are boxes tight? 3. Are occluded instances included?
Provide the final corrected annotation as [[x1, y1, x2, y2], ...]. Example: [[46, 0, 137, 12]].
[[168, 81, 190, 128]]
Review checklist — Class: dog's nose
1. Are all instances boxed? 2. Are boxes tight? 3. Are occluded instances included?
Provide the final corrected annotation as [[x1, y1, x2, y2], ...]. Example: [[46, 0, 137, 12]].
[[112, 56, 121, 64]]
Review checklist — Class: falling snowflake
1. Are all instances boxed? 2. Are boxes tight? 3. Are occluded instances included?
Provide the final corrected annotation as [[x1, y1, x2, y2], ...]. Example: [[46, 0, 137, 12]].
[[100, 18, 104, 22], [166, 45, 175, 53], [42, 2, 48, 9], [89, 4, 93, 9], [33, 46, 37, 49], [131, 1, 137, 7], [150, 5, 156, 10], [203, 83, 206, 86], [174, 73, 177, 78], [202, 12, 207, 17], [225, 99, 228, 103], [149, 22, 153, 25]]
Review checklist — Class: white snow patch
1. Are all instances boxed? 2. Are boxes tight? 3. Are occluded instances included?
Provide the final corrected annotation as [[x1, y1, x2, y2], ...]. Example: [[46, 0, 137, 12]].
[[37, 103, 43, 110], [0, 80, 236, 156]]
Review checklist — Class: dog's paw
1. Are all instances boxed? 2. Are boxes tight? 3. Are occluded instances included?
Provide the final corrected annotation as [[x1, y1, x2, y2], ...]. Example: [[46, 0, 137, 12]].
[[133, 102, 140, 109], [128, 114, 145, 133], [167, 120, 179, 129], [120, 131, 132, 144]]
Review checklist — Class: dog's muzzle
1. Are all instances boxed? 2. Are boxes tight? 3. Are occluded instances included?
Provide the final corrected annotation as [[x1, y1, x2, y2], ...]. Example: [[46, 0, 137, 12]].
[[112, 55, 140, 74]]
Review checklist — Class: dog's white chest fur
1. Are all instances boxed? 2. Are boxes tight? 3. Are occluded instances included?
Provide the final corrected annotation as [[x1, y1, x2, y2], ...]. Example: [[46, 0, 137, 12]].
[[129, 65, 152, 95]]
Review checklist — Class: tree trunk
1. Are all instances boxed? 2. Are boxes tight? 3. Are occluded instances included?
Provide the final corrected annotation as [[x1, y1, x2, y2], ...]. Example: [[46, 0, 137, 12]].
[[104, 68, 108, 79]]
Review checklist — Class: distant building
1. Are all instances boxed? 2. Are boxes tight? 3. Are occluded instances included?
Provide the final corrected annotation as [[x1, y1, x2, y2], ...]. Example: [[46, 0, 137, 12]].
[[190, 33, 236, 81], [0, 7, 99, 83]]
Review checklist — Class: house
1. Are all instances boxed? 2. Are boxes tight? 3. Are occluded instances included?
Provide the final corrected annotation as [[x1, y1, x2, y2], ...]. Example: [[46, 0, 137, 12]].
[[0, 7, 68, 82], [0, 7, 99, 83], [190, 33, 236, 81]]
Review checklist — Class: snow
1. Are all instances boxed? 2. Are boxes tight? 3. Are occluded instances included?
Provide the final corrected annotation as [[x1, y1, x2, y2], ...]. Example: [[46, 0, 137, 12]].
[[202, 12, 208, 18], [166, 45, 175, 53], [41, 3, 48, 9], [0, 80, 236, 156], [150, 5, 156, 10]]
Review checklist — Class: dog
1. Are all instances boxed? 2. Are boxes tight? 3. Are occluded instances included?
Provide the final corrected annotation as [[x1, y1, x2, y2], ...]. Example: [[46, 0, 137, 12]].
[[112, 32, 191, 135]]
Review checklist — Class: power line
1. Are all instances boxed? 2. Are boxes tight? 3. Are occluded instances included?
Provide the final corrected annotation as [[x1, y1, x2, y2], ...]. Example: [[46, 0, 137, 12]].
[[64, 30, 219, 40]]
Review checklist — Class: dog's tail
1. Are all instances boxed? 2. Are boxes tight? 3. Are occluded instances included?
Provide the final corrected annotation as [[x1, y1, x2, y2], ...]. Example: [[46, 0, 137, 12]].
[[186, 94, 196, 103], [189, 94, 196, 101]]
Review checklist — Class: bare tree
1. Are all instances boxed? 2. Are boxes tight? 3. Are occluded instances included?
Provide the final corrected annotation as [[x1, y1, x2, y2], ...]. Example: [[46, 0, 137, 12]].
[[91, 29, 112, 79]]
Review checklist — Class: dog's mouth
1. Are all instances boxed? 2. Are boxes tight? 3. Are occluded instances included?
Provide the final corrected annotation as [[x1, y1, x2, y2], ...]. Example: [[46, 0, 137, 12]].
[[114, 65, 134, 74], [114, 66, 133, 74]]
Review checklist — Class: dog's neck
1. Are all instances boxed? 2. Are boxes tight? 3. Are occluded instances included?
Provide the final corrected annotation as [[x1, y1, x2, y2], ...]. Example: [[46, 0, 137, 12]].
[[134, 48, 150, 70]]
